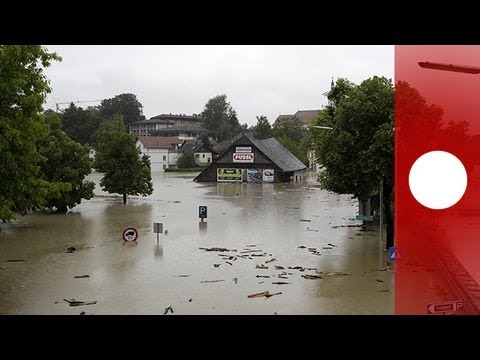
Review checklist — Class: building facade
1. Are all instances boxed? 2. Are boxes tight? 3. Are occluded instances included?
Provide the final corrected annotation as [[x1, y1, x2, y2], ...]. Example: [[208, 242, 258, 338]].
[[128, 113, 203, 137], [194, 133, 306, 183], [136, 136, 184, 171]]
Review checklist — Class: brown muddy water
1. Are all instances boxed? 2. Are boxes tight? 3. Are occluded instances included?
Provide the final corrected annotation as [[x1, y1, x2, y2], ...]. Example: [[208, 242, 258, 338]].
[[0, 171, 394, 314]]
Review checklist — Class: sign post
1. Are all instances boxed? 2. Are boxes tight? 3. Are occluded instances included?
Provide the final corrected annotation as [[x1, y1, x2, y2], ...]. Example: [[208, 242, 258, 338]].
[[122, 227, 139, 242], [153, 223, 163, 243], [199, 206, 207, 222], [427, 300, 464, 314]]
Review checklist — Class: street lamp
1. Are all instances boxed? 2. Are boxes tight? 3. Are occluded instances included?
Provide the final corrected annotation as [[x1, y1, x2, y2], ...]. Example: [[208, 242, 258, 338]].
[[418, 61, 480, 74], [313, 125, 334, 130]]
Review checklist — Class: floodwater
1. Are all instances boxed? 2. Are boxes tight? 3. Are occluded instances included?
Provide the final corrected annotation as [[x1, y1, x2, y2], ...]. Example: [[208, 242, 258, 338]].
[[0, 171, 394, 315]]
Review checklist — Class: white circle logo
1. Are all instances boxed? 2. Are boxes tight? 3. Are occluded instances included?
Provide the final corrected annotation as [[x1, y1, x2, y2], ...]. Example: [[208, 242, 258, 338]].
[[409, 151, 467, 210]]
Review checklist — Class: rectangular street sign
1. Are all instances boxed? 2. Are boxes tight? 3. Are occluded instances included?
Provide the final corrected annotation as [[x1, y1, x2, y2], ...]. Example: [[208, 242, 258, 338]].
[[427, 300, 463, 314], [356, 215, 373, 221], [199, 206, 208, 219], [153, 223, 163, 234]]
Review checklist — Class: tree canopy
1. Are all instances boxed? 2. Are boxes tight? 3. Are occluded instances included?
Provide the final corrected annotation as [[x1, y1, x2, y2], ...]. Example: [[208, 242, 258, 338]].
[[312, 76, 394, 247], [37, 113, 95, 213], [252, 115, 272, 139], [272, 115, 309, 165], [60, 104, 104, 145], [99, 93, 145, 128], [200, 94, 242, 141], [93, 118, 153, 204], [0, 45, 62, 222]]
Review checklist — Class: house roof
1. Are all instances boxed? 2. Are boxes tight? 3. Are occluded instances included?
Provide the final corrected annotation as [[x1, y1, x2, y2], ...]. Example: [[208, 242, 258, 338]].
[[181, 140, 215, 154], [150, 113, 203, 121], [243, 134, 306, 172], [275, 109, 322, 126], [137, 136, 183, 149], [294, 110, 322, 125]]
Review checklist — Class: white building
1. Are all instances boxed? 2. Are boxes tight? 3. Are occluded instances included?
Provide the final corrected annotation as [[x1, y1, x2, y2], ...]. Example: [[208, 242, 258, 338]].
[[136, 136, 184, 171]]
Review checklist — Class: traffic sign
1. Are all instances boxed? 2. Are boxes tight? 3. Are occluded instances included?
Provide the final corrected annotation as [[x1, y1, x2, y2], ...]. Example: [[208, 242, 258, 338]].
[[389, 246, 402, 260], [122, 227, 138, 242], [427, 300, 463, 314], [356, 215, 373, 221], [199, 206, 207, 219]]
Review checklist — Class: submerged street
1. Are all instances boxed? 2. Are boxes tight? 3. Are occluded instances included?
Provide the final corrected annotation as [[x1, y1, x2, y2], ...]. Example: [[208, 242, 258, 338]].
[[0, 171, 394, 315]]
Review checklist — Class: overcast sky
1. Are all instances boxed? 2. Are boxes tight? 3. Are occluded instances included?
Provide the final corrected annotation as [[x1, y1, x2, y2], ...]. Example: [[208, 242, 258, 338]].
[[44, 45, 394, 127]]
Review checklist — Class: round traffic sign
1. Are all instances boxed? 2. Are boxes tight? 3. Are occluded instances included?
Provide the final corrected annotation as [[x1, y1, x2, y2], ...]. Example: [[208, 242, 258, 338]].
[[122, 227, 138, 242]]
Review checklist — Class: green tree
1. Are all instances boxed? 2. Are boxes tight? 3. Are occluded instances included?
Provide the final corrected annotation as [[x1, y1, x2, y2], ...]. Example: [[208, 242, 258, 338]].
[[60, 104, 104, 145], [272, 115, 308, 163], [200, 133, 211, 147], [252, 115, 272, 139], [177, 151, 197, 168], [312, 76, 394, 248], [200, 94, 241, 141], [99, 93, 145, 128], [272, 116, 308, 143], [37, 113, 95, 213], [0, 45, 62, 223], [93, 118, 153, 204]]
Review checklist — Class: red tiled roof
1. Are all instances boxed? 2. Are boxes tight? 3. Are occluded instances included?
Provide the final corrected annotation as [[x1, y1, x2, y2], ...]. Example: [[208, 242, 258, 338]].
[[138, 136, 183, 149]]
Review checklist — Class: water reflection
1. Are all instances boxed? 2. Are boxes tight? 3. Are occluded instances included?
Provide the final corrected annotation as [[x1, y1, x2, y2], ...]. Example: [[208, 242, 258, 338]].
[[154, 243, 163, 258]]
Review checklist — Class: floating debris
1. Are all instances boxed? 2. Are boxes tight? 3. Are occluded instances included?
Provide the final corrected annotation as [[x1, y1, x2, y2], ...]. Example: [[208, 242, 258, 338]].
[[278, 275, 288, 279], [306, 227, 319, 232], [225, 261, 233, 266], [364, 266, 392, 273], [274, 266, 285, 270], [189, 299, 193, 302], [164, 306, 174, 314], [214, 264, 221, 268], [258, 281, 264, 284], [256, 264, 268, 269], [302, 274, 323, 280], [0, 266, 8, 270], [251, 253, 267, 257], [324, 272, 350, 277], [272, 282, 291, 285], [5, 259, 26, 262], [265, 258, 276, 264], [233, 278, 238, 284], [74, 275, 90, 279], [199, 247, 232, 252], [201, 280, 225, 283], [256, 275, 270, 278], [304, 267, 318, 271], [64, 247, 77, 253], [332, 225, 362, 229], [240, 249, 263, 254], [175, 275, 190, 277], [298, 246, 306, 249], [377, 289, 390, 292], [247, 291, 282, 299], [327, 243, 337, 247], [288, 266, 305, 272], [322, 247, 333, 250], [63, 298, 97, 307], [376, 279, 384, 283], [299, 219, 311, 222], [246, 245, 258, 247]]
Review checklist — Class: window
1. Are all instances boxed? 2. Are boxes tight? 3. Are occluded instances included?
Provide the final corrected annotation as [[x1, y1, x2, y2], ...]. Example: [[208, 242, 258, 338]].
[[202, 154, 205, 158], [163, 155, 167, 161], [163, 164, 167, 170]]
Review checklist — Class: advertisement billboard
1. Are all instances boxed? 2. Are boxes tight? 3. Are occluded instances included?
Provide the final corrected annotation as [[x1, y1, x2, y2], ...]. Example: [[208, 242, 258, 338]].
[[263, 169, 274, 182], [217, 168, 242, 182], [247, 169, 263, 183]]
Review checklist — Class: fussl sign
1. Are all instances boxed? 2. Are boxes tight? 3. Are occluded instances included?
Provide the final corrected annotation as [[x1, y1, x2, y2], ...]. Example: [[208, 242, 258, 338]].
[[233, 153, 254, 163]]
